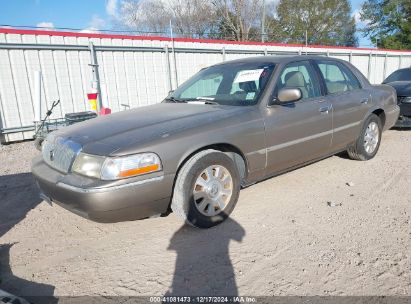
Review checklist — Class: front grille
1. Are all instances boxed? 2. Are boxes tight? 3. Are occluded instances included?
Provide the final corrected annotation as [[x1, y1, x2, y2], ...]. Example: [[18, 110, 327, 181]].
[[42, 137, 82, 173]]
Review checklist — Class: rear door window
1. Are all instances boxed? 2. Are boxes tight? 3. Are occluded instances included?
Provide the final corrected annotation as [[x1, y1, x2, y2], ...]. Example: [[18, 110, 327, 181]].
[[317, 61, 361, 94]]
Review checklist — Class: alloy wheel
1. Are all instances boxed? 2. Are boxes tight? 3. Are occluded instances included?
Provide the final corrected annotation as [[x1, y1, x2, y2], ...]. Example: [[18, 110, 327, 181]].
[[193, 165, 233, 217], [363, 121, 379, 154]]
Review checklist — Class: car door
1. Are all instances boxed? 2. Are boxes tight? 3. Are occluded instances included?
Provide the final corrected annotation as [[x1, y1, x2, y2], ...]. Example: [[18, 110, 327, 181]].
[[263, 60, 333, 174], [314, 60, 372, 151]]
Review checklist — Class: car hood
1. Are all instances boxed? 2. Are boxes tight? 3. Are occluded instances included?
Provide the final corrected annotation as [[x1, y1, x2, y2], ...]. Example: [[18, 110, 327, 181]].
[[54, 103, 251, 155], [385, 81, 411, 96]]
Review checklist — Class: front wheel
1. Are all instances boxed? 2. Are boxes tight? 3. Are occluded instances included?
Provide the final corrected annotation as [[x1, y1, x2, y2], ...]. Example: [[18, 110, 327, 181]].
[[171, 149, 241, 229], [347, 114, 382, 161]]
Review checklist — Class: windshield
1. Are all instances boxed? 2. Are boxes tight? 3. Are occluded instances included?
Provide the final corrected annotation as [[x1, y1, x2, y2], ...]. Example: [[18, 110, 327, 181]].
[[166, 61, 276, 106], [383, 69, 411, 83]]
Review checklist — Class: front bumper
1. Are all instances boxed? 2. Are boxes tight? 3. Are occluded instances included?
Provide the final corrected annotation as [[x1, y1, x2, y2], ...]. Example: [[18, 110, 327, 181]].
[[31, 156, 174, 223]]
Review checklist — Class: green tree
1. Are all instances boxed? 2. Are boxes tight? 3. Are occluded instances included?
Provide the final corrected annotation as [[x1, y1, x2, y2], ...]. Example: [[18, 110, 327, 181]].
[[361, 0, 411, 49], [271, 0, 358, 46]]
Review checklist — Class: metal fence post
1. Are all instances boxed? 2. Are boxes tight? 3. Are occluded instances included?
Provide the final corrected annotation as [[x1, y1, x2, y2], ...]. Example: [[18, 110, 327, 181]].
[[367, 53, 372, 80], [164, 46, 173, 92], [349, 51, 352, 63], [399, 55, 403, 69], [88, 42, 102, 113], [171, 40, 178, 87], [222, 47, 226, 61], [264, 48, 268, 56], [34, 71, 42, 122], [383, 53, 388, 79]]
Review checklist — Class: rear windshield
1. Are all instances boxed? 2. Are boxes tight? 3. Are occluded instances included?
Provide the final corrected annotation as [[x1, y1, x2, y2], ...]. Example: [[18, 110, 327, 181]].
[[383, 69, 411, 83]]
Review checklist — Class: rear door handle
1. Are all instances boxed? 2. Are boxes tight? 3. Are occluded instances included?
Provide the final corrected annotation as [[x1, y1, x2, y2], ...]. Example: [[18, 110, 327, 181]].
[[361, 98, 369, 104]]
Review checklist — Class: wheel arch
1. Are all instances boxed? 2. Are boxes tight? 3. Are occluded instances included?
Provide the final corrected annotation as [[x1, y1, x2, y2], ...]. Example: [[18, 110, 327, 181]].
[[165, 143, 249, 214], [372, 108, 386, 128], [177, 143, 248, 181]]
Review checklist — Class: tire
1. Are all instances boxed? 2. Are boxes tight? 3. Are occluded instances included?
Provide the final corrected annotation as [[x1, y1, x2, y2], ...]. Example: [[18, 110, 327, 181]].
[[347, 114, 382, 161], [34, 137, 44, 151], [171, 149, 241, 229]]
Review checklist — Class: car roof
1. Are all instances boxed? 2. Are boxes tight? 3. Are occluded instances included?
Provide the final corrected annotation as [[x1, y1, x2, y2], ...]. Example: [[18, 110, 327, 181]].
[[214, 55, 346, 66], [210, 54, 371, 87]]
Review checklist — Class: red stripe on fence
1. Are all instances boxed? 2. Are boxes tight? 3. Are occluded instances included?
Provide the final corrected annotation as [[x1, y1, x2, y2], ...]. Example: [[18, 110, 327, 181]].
[[1, 27, 411, 53]]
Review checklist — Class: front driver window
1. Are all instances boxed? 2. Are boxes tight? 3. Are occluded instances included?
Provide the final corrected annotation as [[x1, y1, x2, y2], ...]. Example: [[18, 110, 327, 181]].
[[275, 61, 321, 100]]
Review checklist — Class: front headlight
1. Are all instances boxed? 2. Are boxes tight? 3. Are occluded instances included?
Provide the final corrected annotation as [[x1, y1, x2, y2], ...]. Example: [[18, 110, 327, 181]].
[[72, 153, 106, 179], [101, 153, 162, 180], [72, 152, 162, 180]]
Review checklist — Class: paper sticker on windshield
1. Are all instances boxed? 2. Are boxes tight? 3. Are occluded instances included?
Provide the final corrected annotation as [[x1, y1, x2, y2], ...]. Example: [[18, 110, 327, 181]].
[[246, 92, 256, 100], [234, 69, 264, 83]]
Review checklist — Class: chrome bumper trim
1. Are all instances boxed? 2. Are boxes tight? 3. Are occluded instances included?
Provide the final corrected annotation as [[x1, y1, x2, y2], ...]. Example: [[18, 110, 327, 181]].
[[56, 176, 164, 194]]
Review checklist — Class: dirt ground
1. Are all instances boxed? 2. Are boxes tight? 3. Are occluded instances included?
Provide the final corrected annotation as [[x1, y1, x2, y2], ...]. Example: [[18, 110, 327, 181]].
[[0, 129, 410, 297]]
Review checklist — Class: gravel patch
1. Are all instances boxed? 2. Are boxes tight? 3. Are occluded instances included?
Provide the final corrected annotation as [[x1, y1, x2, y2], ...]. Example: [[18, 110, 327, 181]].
[[0, 131, 410, 297]]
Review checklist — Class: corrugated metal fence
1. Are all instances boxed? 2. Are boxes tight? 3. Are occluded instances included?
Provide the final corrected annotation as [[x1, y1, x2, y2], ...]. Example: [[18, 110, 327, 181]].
[[0, 28, 410, 142]]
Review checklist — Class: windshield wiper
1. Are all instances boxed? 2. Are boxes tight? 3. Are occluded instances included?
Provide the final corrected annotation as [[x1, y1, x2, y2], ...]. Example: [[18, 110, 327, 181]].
[[164, 96, 187, 103], [185, 99, 219, 105], [165, 97, 219, 105]]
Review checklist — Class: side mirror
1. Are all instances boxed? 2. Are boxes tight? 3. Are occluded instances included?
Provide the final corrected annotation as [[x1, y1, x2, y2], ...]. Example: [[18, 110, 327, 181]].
[[277, 88, 302, 103]]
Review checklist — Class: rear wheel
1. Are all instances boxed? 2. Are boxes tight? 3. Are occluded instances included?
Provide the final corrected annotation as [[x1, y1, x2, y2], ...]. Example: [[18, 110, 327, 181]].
[[171, 149, 241, 229], [347, 114, 382, 161]]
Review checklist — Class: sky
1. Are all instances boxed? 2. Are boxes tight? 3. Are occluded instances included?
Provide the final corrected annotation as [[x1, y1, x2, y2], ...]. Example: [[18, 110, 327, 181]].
[[0, 0, 372, 47]]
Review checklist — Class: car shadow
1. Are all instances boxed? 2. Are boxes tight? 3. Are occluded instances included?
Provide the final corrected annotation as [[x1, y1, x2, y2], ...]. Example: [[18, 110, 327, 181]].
[[0, 243, 57, 303], [335, 151, 351, 160], [0, 173, 42, 238], [165, 217, 245, 296]]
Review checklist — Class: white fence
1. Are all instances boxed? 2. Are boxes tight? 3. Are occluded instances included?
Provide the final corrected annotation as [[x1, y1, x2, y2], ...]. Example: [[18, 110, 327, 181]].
[[1, 28, 411, 142]]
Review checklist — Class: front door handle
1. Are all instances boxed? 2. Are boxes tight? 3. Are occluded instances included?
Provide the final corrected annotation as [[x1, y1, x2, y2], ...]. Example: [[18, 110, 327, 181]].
[[361, 98, 369, 104], [319, 106, 331, 114]]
